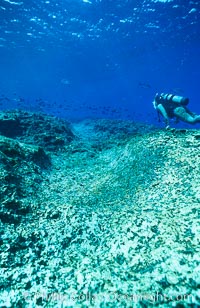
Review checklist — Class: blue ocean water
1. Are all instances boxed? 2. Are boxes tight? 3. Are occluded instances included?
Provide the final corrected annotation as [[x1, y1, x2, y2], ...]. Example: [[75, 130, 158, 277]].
[[0, 0, 199, 128]]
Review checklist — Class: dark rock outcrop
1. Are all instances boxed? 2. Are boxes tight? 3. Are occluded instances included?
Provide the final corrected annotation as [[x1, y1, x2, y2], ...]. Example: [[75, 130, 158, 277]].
[[0, 135, 50, 224], [0, 110, 75, 150]]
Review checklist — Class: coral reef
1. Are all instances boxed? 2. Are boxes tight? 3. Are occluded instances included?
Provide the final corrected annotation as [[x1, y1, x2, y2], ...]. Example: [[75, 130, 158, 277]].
[[0, 110, 200, 307], [0, 110, 75, 150]]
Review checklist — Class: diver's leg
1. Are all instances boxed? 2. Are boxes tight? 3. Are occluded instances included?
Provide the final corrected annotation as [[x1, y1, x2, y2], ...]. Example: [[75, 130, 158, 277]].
[[193, 115, 200, 123], [174, 107, 200, 124]]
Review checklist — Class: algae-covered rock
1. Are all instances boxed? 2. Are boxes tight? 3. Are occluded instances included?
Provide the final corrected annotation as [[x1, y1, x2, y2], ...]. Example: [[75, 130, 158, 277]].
[[0, 110, 75, 150], [0, 135, 50, 224]]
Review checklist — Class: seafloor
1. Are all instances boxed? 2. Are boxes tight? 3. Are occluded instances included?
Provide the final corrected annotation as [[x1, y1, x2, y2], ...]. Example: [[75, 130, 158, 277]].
[[0, 110, 199, 308]]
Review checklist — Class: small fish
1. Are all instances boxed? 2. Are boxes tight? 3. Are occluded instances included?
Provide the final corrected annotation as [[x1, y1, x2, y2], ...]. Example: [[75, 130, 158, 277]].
[[61, 79, 70, 85], [138, 82, 151, 89], [170, 88, 184, 95]]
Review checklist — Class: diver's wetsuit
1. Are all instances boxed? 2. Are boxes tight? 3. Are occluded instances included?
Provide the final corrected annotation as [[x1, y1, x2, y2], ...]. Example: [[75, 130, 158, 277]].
[[158, 101, 200, 124], [158, 101, 177, 119], [154, 93, 200, 125]]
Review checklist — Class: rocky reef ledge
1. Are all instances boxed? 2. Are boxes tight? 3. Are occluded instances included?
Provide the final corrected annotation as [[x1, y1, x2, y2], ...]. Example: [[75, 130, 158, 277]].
[[0, 110, 200, 307]]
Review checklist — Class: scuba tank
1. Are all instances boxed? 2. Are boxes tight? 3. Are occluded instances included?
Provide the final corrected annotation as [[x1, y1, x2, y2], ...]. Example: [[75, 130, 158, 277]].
[[155, 93, 189, 106]]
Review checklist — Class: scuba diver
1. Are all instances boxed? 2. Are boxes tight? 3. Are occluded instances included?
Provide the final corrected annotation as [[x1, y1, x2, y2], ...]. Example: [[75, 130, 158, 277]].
[[153, 93, 200, 128]]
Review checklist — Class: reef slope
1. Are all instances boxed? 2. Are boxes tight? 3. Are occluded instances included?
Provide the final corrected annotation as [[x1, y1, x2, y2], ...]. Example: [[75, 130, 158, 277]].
[[0, 110, 199, 307]]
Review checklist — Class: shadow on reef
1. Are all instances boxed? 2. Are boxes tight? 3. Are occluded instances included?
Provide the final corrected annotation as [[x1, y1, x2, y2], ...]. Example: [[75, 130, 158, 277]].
[[0, 110, 75, 225], [0, 110, 75, 151]]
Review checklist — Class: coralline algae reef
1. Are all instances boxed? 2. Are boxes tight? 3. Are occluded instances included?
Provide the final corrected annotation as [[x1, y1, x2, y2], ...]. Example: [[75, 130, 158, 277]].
[[0, 110, 200, 308]]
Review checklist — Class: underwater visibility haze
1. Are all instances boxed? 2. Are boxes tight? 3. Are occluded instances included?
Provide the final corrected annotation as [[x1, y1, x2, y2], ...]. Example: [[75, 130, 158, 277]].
[[0, 0, 200, 125]]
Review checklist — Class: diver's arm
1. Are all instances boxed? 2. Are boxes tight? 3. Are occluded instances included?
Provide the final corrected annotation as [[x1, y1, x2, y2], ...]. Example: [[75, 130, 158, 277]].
[[157, 104, 170, 128]]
